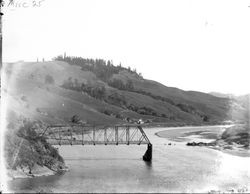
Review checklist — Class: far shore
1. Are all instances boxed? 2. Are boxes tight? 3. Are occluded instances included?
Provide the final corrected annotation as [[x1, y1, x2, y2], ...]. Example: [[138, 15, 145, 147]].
[[155, 124, 250, 157], [139, 122, 235, 129]]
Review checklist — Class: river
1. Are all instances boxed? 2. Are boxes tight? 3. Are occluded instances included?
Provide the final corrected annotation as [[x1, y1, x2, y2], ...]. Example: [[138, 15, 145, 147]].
[[7, 126, 250, 193]]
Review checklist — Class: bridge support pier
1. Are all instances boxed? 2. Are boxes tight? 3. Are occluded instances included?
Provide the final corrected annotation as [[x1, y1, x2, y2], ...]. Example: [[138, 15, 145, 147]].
[[143, 143, 152, 162]]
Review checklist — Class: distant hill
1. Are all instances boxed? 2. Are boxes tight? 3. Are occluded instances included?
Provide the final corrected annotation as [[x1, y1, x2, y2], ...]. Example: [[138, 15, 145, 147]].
[[210, 92, 249, 123], [209, 92, 236, 98], [2, 56, 248, 127]]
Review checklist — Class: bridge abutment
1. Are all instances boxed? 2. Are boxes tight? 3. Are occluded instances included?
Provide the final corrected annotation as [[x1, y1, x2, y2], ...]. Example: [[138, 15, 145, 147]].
[[143, 143, 152, 162]]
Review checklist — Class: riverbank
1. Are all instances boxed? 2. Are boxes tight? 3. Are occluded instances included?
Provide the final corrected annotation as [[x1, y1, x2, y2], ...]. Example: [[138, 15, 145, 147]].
[[140, 121, 233, 129], [6, 164, 69, 180], [6, 165, 55, 180], [211, 124, 250, 157], [156, 124, 250, 157], [4, 121, 69, 181]]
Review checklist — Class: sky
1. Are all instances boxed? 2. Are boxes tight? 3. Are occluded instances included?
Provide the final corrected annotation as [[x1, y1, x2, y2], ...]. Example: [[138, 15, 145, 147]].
[[2, 0, 250, 95]]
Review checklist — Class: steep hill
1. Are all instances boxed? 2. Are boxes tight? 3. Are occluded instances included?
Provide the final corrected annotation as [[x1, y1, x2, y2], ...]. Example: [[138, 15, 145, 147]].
[[2, 58, 248, 127]]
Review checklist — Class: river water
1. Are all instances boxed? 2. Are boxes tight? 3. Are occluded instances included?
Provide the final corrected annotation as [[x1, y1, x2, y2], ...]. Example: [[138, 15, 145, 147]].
[[7, 126, 250, 193]]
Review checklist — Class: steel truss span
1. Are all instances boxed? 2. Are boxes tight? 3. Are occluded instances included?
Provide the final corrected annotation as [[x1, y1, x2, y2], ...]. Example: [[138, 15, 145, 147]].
[[39, 124, 152, 161]]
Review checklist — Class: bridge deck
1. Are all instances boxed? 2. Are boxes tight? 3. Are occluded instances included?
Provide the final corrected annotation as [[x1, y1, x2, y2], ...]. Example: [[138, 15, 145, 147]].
[[49, 140, 148, 145]]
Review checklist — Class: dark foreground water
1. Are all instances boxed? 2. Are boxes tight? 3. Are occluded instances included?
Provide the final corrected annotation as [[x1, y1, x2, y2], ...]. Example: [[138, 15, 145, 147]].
[[7, 126, 250, 193]]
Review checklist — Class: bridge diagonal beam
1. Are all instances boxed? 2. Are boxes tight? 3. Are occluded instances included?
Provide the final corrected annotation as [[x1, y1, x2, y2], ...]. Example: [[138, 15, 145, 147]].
[[95, 129, 103, 143], [87, 132, 95, 145], [118, 127, 126, 143], [137, 126, 150, 143], [137, 134, 146, 145], [129, 128, 138, 142], [107, 128, 114, 142], [62, 128, 73, 145], [46, 127, 62, 144]]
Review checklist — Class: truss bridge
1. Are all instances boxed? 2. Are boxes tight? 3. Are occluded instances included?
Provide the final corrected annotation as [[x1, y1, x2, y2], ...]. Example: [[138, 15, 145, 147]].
[[40, 124, 152, 161]]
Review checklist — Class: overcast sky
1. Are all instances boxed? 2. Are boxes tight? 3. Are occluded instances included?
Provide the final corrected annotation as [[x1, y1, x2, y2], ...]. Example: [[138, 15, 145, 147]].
[[2, 0, 250, 95]]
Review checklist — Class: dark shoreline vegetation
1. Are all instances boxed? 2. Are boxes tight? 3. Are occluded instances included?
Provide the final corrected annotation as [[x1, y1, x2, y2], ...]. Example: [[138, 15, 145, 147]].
[[4, 119, 68, 179]]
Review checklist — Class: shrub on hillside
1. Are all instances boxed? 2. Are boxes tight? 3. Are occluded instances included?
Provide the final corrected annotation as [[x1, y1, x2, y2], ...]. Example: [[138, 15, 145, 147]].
[[4, 120, 65, 174], [71, 114, 81, 123], [21, 95, 28, 102], [108, 79, 135, 91], [45, 75, 55, 85], [61, 79, 106, 100], [106, 92, 127, 107]]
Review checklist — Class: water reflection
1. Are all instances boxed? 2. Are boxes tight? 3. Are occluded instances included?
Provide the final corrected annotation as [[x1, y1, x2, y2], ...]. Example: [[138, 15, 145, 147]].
[[144, 160, 153, 170]]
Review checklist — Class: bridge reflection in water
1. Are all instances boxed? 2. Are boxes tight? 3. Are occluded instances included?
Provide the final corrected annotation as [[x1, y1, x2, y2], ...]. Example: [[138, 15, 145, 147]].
[[40, 124, 152, 161]]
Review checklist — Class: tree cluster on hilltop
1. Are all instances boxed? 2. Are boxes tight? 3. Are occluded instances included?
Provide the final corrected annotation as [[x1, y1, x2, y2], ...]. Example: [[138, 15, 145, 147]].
[[54, 55, 142, 82]]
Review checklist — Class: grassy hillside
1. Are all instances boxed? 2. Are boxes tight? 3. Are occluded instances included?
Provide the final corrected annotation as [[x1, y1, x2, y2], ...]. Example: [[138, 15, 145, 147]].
[[111, 72, 231, 122], [3, 58, 247, 127], [3, 61, 123, 125]]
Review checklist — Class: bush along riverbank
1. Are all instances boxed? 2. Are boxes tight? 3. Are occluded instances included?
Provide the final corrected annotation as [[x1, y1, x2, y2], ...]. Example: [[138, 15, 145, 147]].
[[4, 120, 68, 180], [186, 124, 250, 157]]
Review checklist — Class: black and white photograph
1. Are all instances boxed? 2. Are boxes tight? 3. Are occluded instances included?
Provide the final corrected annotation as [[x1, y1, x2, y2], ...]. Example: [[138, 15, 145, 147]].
[[0, 0, 250, 193]]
